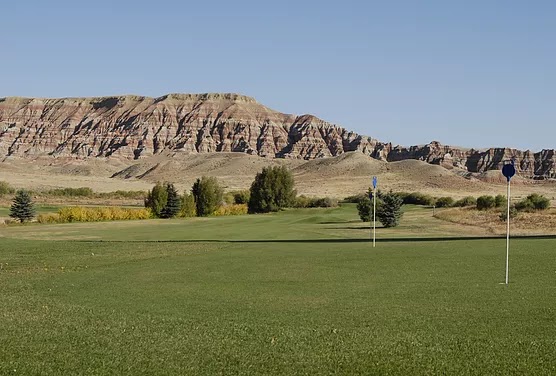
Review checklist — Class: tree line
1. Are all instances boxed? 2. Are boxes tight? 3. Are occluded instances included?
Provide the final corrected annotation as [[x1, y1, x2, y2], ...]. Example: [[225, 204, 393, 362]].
[[144, 166, 298, 218]]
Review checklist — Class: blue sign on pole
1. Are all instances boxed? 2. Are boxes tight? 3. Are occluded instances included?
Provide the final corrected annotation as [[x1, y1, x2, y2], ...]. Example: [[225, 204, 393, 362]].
[[502, 163, 516, 182], [372, 176, 378, 189]]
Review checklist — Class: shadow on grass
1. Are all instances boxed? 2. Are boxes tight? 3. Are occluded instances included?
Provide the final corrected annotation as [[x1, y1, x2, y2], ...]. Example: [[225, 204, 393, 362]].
[[323, 226, 377, 230], [76, 234, 556, 244], [319, 220, 363, 225]]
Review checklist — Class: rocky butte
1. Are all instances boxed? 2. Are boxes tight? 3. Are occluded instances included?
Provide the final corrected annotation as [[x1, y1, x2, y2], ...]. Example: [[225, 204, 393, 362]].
[[0, 93, 554, 177]]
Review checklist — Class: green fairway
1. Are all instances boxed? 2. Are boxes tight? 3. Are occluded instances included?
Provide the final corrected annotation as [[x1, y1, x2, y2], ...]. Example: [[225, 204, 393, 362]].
[[1, 206, 555, 375], [0, 204, 61, 218]]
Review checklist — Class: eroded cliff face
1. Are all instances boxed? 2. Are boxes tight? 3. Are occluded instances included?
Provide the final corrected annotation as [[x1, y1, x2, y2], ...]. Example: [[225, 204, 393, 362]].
[[0, 94, 554, 177], [388, 141, 555, 177], [0, 93, 382, 161]]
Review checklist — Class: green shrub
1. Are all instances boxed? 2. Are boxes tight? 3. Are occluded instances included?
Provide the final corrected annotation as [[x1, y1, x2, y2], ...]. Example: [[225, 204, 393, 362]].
[[515, 194, 550, 211], [476, 196, 496, 210], [401, 192, 436, 206], [312, 197, 338, 208], [435, 197, 454, 208], [343, 193, 367, 203], [0, 181, 15, 195], [294, 195, 311, 208], [454, 196, 477, 207], [222, 190, 251, 205], [233, 190, 250, 205], [192, 176, 224, 216], [248, 166, 296, 213], [494, 195, 506, 208], [356, 197, 372, 222], [295, 195, 338, 208], [144, 182, 168, 217]]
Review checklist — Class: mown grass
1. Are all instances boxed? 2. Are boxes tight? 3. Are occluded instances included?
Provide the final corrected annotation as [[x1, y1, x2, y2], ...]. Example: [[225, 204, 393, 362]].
[[0, 204, 61, 217], [1, 205, 555, 375]]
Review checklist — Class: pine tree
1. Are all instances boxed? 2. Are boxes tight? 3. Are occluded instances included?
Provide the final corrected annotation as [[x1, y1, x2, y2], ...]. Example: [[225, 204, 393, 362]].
[[160, 183, 181, 218], [9, 189, 36, 223], [376, 191, 404, 228]]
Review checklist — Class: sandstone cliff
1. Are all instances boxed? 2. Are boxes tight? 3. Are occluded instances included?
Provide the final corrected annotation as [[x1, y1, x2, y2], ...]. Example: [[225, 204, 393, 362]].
[[0, 94, 554, 177]]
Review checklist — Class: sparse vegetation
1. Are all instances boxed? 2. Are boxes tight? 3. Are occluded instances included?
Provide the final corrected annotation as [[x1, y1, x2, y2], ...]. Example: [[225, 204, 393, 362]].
[[294, 195, 338, 208], [453, 196, 477, 207], [494, 194, 506, 208], [434, 196, 454, 208], [499, 206, 518, 221], [96, 190, 147, 199], [0, 181, 15, 195], [46, 187, 94, 197], [515, 193, 551, 211]]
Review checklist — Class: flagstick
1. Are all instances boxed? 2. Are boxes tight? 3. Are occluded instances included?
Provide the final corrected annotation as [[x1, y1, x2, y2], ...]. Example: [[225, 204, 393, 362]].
[[373, 187, 376, 248], [505, 179, 510, 285]]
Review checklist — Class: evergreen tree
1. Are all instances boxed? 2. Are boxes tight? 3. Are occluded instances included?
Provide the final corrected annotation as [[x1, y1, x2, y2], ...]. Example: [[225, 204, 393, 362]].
[[144, 182, 168, 217], [248, 166, 296, 213], [376, 191, 404, 228], [160, 183, 181, 218], [356, 196, 372, 222], [192, 176, 223, 216], [357, 188, 381, 222], [9, 189, 36, 223]]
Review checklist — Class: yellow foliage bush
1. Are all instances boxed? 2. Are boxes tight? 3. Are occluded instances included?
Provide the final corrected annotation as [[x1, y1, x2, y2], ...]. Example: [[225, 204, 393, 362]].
[[213, 204, 248, 216], [37, 213, 62, 224], [38, 206, 152, 223]]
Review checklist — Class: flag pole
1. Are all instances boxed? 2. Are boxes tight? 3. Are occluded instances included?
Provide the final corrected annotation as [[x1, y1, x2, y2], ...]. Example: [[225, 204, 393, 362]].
[[501, 161, 515, 286], [373, 186, 376, 248], [505, 178, 510, 285]]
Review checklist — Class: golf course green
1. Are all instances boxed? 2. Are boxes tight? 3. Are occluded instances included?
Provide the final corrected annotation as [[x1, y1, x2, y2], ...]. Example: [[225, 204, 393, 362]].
[[1, 205, 554, 375]]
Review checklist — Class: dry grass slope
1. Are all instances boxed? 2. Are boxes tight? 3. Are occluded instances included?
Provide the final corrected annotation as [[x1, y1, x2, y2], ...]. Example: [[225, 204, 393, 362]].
[[1, 152, 555, 200]]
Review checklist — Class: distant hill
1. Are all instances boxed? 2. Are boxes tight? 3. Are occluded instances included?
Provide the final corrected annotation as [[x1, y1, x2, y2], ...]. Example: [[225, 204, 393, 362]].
[[0, 93, 554, 177]]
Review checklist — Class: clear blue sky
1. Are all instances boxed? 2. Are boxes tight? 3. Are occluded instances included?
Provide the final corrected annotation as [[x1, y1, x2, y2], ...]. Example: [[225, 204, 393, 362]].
[[2, 0, 554, 151]]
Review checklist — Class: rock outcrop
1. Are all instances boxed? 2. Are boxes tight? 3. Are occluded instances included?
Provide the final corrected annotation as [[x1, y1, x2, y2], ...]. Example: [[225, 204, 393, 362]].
[[0, 94, 554, 177]]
